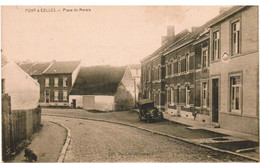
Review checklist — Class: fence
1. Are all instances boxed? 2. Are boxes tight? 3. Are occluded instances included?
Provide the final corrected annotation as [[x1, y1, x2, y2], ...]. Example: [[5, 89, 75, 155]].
[[2, 94, 41, 161]]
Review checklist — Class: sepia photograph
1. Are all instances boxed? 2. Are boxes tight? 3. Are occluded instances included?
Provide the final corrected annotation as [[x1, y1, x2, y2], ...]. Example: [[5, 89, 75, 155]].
[[1, 5, 259, 162]]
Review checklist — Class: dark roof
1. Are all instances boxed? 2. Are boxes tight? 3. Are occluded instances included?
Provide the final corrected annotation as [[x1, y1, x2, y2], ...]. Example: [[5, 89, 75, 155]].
[[19, 62, 51, 75], [70, 65, 127, 96], [43, 61, 81, 74]]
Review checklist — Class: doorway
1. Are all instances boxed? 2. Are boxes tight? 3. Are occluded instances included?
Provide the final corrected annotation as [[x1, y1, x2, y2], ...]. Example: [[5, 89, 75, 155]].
[[72, 99, 76, 108], [212, 78, 219, 123], [45, 90, 50, 103]]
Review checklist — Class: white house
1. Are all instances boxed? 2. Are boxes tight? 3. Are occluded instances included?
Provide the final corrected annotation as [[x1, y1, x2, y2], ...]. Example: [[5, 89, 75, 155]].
[[2, 57, 40, 110]]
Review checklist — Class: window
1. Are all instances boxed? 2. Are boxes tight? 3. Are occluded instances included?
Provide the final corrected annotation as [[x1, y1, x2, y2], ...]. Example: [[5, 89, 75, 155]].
[[158, 65, 161, 80], [166, 62, 171, 77], [231, 21, 240, 55], [202, 47, 208, 68], [171, 87, 174, 105], [2, 79, 5, 94], [186, 54, 189, 72], [202, 82, 207, 108], [230, 75, 241, 112], [54, 90, 59, 101], [148, 91, 151, 99], [177, 86, 180, 104], [213, 31, 220, 61], [178, 58, 181, 74], [159, 92, 161, 105], [45, 78, 49, 87], [54, 78, 59, 87], [63, 91, 67, 101], [186, 85, 190, 106], [171, 62, 174, 75], [167, 88, 171, 104], [63, 77, 68, 87]]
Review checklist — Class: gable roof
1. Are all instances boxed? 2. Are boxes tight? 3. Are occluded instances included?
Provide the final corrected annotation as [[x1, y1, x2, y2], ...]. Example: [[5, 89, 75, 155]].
[[70, 65, 127, 96], [19, 62, 52, 75], [43, 61, 81, 74]]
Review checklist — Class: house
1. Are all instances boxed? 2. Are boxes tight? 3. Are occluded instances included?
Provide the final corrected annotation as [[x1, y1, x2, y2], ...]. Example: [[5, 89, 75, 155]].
[[207, 6, 259, 135], [69, 65, 135, 111], [2, 56, 40, 110], [128, 64, 141, 103], [140, 6, 259, 135], [19, 60, 81, 107]]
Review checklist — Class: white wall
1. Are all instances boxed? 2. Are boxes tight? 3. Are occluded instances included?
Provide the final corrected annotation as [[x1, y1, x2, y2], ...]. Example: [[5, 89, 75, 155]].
[[71, 63, 81, 86], [2, 62, 40, 110], [69, 95, 83, 108]]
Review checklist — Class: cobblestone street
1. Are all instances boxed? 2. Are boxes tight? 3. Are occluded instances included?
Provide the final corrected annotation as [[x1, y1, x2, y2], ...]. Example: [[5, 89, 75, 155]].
[[42, 110, 252, 162]]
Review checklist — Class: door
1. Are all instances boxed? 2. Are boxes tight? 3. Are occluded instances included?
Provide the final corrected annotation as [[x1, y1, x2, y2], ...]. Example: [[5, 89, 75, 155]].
[[212, 78, 219, 123], [72, 99, 76, 108], [45, 91, 50, 103]]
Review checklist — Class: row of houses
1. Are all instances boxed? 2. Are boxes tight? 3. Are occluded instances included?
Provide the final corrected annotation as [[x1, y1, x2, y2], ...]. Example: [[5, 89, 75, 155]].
[[140, 6, 259, 135], [18, 60, 141, 111]]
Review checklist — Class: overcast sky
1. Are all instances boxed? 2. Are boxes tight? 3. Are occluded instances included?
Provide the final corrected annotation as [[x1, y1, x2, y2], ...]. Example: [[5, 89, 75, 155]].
[[2, 6, 226, 66]]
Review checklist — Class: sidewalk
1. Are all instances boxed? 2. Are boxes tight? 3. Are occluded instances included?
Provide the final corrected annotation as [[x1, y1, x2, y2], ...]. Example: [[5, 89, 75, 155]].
[[10, 120, 67, 162]]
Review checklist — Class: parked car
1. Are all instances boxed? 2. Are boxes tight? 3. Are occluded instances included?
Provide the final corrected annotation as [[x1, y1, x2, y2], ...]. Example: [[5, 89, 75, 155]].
[[137, 99, 164, 123]]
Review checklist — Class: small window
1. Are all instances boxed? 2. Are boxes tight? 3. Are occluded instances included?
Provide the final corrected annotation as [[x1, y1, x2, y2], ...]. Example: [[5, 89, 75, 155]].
[[231, 21, 240, 55], [45, 78, 49, 87], [202, 47, 208, 68], [63, 77, 68, 87], [186, 54, 189, 72], [158, 65, 161, 80], [54, 78, 59, 87], [167, 88, 171, 104], [54, 90, 59, 101], [178, 58, 181, 74], [230, 75, 241, 112], [171, 87, 174, 105], [186, 85, 190, 106], [213, 31, 220, 61], [202, 82, 207, 108], [63, 91, 67, 101], [171, 62, 174, 75], [176, 86, 180, 104]]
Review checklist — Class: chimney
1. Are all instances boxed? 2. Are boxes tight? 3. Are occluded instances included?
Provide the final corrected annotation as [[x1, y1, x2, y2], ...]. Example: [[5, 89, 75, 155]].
[[161, 36, 167, 45], [219, 7, 230, 14], [167, 26, 175, 40]]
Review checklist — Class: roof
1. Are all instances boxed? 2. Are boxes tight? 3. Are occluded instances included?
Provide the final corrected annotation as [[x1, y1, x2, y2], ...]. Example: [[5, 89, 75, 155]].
[[19, 62, 51, 75], [43, 61, 81, 74], [70, 65, 127, 96], [140, 29, 190, 63]]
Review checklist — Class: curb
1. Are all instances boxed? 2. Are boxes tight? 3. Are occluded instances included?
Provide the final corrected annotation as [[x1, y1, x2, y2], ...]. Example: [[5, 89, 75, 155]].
[[49, 121, 71, 163], [43, 114, 259, 162]]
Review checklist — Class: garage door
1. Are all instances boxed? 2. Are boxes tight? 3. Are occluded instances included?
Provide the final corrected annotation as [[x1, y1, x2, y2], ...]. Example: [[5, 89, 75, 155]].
[[83, 96, 95, 110]]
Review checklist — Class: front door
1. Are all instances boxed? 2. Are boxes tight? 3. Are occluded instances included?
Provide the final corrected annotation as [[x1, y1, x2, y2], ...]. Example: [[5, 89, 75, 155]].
[[45, 91, 50, 103], [212, 78, 219, 123], [72, 99, 76, 108]]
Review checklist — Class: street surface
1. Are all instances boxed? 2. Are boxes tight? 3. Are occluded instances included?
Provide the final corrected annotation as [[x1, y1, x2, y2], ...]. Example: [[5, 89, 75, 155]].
[[43, 112, 252, 162]]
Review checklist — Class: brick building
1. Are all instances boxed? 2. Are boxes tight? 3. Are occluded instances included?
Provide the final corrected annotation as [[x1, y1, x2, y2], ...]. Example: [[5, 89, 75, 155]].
[[140, 6, 259, 135], [19, 60, 81, 107]]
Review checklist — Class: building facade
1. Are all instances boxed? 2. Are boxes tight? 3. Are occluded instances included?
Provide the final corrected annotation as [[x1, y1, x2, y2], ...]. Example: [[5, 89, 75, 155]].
[[140, 6, 259, 135], [19, 60, 81, 107]]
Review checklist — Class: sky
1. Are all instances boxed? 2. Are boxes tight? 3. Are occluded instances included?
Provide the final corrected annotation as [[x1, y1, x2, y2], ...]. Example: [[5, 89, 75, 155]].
[[2, 6, 226, 66]]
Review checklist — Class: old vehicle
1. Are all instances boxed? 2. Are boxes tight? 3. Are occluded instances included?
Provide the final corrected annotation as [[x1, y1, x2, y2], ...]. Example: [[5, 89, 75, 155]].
[[137, 99, 164, 123]]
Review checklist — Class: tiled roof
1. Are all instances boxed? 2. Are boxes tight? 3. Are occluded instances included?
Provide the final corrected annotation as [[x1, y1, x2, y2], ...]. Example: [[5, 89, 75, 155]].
[[70, 65, 127, 96], [19, 62, 51, 75], [43, 61, 81, 74]]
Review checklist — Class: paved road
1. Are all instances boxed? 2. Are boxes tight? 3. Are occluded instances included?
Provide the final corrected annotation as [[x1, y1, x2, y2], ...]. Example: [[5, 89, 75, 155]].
[[43, 115, 251, 162]]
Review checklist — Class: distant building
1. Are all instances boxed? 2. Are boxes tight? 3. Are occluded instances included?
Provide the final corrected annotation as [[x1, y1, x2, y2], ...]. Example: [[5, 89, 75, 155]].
[[69, 65, 135, 111], [2, 55, 40, 110], [128, 64, 141, 102], [19, 60, 81, 107]]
